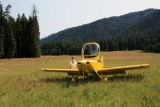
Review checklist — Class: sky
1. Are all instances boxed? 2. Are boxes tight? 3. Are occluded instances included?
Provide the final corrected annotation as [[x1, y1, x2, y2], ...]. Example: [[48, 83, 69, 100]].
[[1, 0, 160, 38]]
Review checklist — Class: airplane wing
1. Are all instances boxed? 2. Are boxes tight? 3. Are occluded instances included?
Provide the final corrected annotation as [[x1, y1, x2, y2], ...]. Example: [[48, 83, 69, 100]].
[[41, 68, 79, 73], [97, 64, 149, 75]]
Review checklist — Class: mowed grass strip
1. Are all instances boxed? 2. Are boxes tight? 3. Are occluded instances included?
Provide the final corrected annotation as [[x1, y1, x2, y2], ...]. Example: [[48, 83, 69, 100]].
[[0, 51, 160, 107]]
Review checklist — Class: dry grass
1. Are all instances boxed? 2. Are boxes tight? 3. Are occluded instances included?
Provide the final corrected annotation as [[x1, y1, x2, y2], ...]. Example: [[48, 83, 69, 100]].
[[0, 51, 160, 107]]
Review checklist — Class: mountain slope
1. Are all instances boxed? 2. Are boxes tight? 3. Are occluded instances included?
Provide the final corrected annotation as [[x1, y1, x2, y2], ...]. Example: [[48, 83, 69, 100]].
[[41, 9, 160, 55], [118, 9, 160, 38], [41, 9, 157, 45]]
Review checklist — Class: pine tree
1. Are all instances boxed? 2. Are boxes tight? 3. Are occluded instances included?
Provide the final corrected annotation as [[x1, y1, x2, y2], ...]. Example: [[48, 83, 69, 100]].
[[0, 26, 4, 57], [0, 2, 42, 58], [3, 21, 16, 58], [0, 2, 4, 57], [20, 13, 28, 57], [30, 5, 41, 57], [15, 14, 23, 57], [3, 5, 16, 58]]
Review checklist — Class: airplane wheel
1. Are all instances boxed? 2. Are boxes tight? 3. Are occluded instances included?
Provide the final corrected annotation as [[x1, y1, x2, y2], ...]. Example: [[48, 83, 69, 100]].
[[103, 77, 108, 82], [71, 78, 76, 82], [71, 77, 78, 82]]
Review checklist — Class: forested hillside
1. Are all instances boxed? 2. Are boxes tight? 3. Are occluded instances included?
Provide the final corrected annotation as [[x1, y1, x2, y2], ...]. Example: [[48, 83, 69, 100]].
[[115, 9, 160, 52], [0, 2, 40, 58], [41, 9, 160, 55], [41, 9, 156, 45]]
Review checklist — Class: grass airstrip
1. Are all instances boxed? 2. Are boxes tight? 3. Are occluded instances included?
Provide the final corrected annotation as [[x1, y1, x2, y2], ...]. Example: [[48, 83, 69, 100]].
[[0, 51, 160, 107]]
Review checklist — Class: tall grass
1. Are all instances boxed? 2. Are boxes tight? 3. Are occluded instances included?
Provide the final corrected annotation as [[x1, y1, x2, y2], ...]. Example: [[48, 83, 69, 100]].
[[0, 51, 160, 107]]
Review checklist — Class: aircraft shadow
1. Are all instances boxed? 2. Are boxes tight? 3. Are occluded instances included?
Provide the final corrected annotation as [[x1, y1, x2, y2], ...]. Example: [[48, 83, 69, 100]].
[[108, 74, 144, 82], [42, 73, 144, 87]]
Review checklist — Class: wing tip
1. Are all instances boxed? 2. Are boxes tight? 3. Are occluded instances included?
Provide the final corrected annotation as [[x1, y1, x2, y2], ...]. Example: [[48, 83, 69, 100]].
[[141, 64, 150, 68], [41, 68, 47, 71]]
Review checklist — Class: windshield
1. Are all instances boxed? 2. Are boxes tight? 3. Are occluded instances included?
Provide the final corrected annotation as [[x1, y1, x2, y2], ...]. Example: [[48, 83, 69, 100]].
[[83, 44, 99, 58]]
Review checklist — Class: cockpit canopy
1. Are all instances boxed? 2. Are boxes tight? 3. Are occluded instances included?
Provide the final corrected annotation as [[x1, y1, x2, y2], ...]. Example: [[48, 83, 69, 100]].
[[82, 43, 100, 58]]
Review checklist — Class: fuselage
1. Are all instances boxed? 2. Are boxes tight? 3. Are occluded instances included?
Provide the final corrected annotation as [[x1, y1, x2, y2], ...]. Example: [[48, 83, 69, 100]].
[[77, 59, 103, 73], [78, 42, 103, 74]]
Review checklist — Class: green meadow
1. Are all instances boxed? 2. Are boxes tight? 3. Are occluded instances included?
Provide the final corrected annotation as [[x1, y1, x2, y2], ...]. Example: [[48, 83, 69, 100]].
[[0, 51, 160, 107]]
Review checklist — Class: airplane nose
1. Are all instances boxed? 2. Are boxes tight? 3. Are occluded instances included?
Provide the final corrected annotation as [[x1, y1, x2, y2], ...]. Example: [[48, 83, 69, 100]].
[[78, 61, 90, 65], [78, 62, 85, 65], [77, 62, 81, 64], [86, 62, 90, 64]]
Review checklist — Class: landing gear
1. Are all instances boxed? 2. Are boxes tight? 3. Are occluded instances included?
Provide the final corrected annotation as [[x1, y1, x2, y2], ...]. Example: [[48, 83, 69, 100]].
[[94, 71, 108, 82], [71, 76, 79, 82], [68, 73, 108, 82], [71, 78, 76, 82], [102, 77, 108, 82]]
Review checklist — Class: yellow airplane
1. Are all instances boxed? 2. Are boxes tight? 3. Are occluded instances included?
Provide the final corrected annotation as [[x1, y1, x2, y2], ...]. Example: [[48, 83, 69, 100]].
[[42, 42, 149, 81]]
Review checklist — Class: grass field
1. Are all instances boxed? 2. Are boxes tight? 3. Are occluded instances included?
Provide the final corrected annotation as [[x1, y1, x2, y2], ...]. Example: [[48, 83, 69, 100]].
[[0, 51, 160, 107]]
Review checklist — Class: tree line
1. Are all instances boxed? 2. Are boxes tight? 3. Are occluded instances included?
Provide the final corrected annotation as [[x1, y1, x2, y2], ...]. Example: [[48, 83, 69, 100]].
[[0, 2, 40, 58], [98, 36, 160, 52], [41, 40, 81, 55], [41, 34, 160, 56]]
